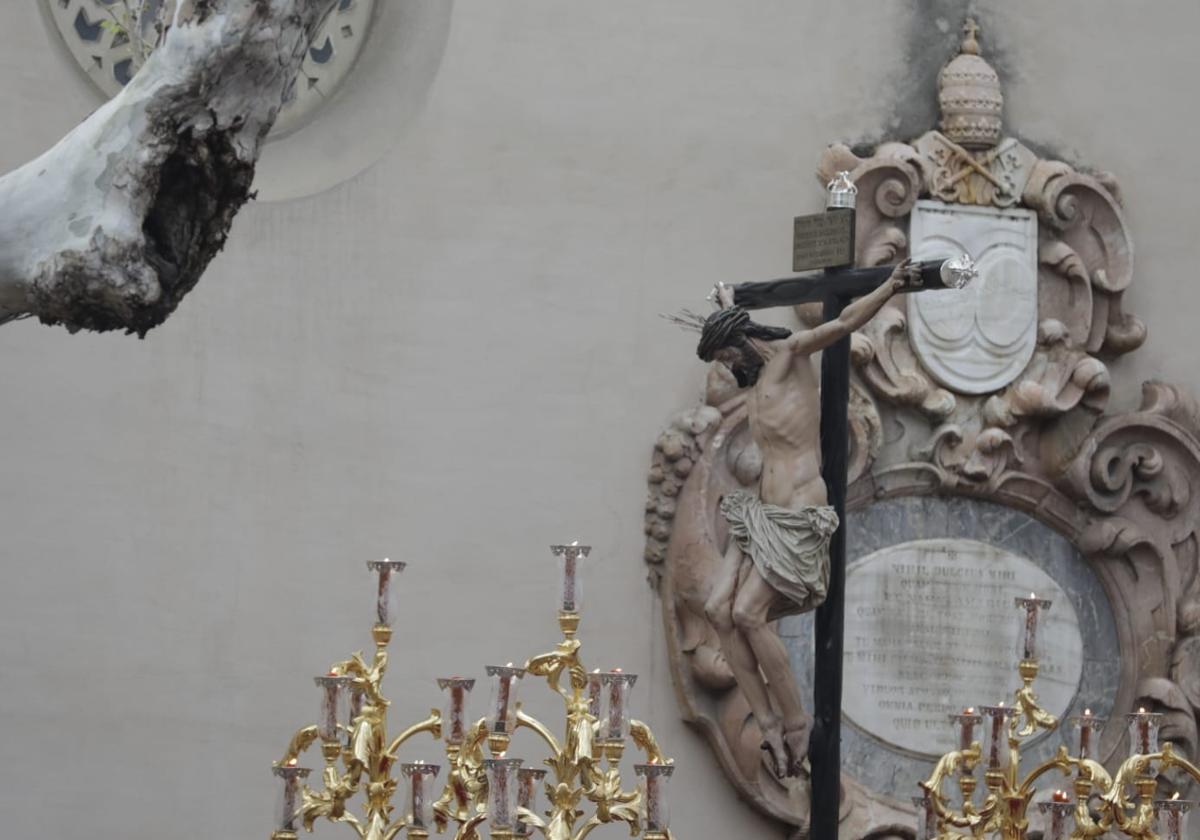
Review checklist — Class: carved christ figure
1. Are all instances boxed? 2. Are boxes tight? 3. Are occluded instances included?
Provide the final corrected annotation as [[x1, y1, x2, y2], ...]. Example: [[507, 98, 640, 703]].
[[696, 260, 921, 778]]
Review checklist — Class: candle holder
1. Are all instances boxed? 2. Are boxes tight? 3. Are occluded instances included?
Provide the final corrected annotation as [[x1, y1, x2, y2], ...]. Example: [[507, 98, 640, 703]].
[[437, 677, 475, 752], [635, 763, 675, 839], [516, 767, 548, 838], [484, 757, 524, 836], [919, 589, 1200, 840], [270, 548, 677, 840], [1071, 708, 1105, 761], [1014, 594, 1052, 662], [401, 762, 441, 839], [1155, 796, 1193, 840], [1037, 791, 1073, 840], [314, 674, 352, 759], [550, 542, 591, 637], [600, 670, 638, 758], [586, 669, 604, 718], [366, 558, 407, 630], [1127, 707, 1163, 758], [271, 763, 312, 840]]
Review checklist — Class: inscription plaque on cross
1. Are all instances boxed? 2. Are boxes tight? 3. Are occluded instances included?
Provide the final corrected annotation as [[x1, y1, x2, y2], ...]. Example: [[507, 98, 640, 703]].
[[727, 172, 976, 840]]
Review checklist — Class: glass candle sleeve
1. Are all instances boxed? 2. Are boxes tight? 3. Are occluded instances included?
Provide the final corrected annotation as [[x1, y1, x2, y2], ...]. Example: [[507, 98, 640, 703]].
[[950, 708, 981, 753], [635, 763, 674, 833], [586, 670, 604, 719], [600, 671, 637, 742], [366, 559, 407, 628], [980, 705, 1015, 769], [1126, 708, 1163, 757], [1014, 595, 1051, 661], [437, 677, 476, 747], [273, 764, 311, 832], [1071, 709, 1104, 761], [516, 767, 547, 837], [345, 683, 366, 746], [485, 665, 525, 735], [1038, 794, 1074, 840], [483, 758, 523, 829], [1155, 799, 1192, 840], [401, 762, 440, 830], [314, 674, 351, 743], [550, 543, 591, 615]]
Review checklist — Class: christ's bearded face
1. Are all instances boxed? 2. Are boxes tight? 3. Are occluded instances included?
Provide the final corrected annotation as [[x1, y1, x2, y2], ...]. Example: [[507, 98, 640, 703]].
[[713, 342, 764, 388], [696, 306, 786, 389]]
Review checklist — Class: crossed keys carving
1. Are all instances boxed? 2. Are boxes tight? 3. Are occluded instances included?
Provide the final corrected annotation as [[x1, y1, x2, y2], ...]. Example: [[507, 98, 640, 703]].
[[932, 134, 1021, 204]]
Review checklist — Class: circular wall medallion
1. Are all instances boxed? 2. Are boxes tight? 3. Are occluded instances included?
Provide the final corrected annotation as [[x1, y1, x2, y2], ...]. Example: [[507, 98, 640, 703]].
[[42, 0, 376, 138], [840, 537, 1083, 757], [780, 496, 1120, 798]]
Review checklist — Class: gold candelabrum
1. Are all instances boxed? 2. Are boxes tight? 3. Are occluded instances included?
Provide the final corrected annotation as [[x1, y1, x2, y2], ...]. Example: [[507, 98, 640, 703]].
[[270, 545, 677, 840], [917, 595, 1199, 840]]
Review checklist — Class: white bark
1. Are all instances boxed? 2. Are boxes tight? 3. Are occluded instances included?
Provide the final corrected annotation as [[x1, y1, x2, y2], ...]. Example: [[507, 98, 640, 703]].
[[0, 0, 338, 334]]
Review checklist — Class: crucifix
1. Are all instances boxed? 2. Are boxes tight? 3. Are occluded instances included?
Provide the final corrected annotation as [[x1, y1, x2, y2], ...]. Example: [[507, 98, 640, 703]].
[[688, 172, 974, 840]]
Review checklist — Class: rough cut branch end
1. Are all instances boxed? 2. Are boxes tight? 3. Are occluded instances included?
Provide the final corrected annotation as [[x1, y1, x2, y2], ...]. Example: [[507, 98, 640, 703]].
[[0, 0, 338, 335]]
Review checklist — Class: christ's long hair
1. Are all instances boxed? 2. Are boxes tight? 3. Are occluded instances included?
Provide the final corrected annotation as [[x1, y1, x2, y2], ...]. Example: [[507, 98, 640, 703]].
[[696, 307, 791, 387]]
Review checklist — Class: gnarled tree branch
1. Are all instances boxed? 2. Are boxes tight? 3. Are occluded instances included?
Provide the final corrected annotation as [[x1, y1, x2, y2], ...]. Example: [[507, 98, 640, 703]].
[[0, 0, 339, 335]]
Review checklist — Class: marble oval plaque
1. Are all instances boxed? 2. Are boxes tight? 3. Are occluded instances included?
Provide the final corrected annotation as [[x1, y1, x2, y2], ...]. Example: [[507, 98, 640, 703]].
[[842, 538, 1083, 757]]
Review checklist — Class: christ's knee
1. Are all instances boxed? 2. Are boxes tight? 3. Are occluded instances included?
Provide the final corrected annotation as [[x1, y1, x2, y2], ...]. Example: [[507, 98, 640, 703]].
[[704, 597, 734, 634], [732, 602, 767, 633]]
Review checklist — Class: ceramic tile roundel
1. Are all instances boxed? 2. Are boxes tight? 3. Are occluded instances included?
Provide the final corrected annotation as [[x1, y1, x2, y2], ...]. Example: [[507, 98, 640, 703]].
[[43, 0, 375, 137]]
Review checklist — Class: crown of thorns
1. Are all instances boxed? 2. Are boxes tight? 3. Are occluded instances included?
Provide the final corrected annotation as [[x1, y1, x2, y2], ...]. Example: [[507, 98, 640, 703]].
[[661, 307, 751, 361]]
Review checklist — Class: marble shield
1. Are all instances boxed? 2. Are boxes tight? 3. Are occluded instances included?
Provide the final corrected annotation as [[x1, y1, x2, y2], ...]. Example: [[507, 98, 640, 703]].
[[907, 200, 1038, 395]]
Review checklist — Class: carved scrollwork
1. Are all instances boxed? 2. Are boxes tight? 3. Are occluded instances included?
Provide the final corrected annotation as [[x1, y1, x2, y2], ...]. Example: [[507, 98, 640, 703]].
[[848, 380, 883, 485], [1065, 397, 1200, 537], [1024, 159, 1144, 357], [860, 224, 908, 269], [983, 320, 1110, 427], [1038, 241, 1094, 348], [1090, 443, 1189, 518], [852, 309, 956, 421], [961, 427, 1023, 487]]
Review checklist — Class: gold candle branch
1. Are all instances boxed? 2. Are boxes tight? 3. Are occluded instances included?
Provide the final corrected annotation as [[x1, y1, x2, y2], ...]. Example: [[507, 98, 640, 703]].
[[270, 544, 678, 840], [917, 588, 1200, 840]]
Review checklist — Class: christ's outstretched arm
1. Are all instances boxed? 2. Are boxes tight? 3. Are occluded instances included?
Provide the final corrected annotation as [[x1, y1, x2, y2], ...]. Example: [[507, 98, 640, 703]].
[[785, 259, 920, 355]]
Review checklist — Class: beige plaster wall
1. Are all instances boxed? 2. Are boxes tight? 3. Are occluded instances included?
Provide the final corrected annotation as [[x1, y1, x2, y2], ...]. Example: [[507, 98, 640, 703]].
[[0, 2, 1197, 838]]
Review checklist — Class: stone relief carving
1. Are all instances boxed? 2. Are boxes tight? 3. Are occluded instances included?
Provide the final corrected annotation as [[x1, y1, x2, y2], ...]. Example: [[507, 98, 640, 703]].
[[43, 0, 376, 137], [644, 20, 1198, 838]]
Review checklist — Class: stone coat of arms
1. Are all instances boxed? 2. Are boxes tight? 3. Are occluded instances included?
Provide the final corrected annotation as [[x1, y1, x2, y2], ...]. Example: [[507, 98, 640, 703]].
[[644, 21, 1200, 839]]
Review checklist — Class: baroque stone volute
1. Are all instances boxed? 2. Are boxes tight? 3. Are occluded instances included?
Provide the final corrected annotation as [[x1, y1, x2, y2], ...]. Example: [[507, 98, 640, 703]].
[[938, 19, 1003, 150]]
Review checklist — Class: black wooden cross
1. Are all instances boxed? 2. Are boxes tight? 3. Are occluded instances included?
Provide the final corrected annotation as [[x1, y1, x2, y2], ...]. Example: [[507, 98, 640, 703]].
[[729, 185, 971, 840]]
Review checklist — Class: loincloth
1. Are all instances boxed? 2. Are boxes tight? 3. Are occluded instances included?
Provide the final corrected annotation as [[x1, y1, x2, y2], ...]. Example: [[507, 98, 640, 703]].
[[719, 490, 839, 619]]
